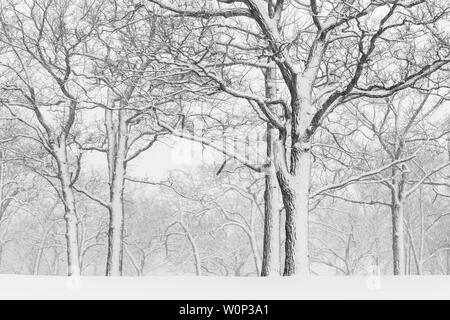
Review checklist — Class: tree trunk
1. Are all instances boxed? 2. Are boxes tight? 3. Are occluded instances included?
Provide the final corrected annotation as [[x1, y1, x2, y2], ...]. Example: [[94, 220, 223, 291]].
[[179, 221, 202, 276], [0, 149, 4, 221], [277, 92, 313, 276], [271, 127, 311, 276], [106, 183, 125, 276], [261, 165, 281, 276], [279, 151, 311, 276], [33, 222, 57, 275], [55, 144, 81, 277], [249, 230, 263, 276], [261, 65, 281, 276], [105, 107, 128, 276], [391, 164, 406, 276], [391, 200, 405, 275], [446, 248, 450, 275]]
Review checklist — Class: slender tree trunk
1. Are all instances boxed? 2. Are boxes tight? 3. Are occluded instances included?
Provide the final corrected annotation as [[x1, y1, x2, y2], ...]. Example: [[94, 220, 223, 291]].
[[106, 181, 125, 276], [55, 144, 81, 277], [0, 109, 6, 221], [179, 220, 202, 276], [124, 245, 142, 276], [33, 222, 57, 275], [447, 248, 450, 275], [391, 163, 407, 276], [0, 149, 15, 221], [261, 166, 281, 275], [391, 200, 405, 275], [105, 107, 128, 276], [447, 133, 450, 275], [417, 187, 425, 274], [0, 149, 4, 221], [249, 231, 263, 275], [261, 65, 281, 276]]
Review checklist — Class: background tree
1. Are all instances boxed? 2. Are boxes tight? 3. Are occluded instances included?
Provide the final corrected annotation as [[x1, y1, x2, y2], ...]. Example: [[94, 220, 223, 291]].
[[0, 0, 99, 275]]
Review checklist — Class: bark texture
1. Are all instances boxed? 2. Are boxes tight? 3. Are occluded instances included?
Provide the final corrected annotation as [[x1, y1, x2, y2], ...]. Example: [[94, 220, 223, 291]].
[[105, 106, 128, 276], [261, 65, 281, 276], [55, 143, 81, 276]]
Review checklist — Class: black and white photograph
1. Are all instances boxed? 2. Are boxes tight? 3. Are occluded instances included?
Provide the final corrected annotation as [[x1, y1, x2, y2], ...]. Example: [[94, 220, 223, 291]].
[[0, 0, 449, 305]]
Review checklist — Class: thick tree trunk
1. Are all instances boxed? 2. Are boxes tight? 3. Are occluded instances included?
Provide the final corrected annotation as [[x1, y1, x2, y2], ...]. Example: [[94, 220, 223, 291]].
[[279, 151, 311, 276], [277, 91, 313, 276], [55, 144, 81, 277], [271, 129, 311, 276], [391, 200, 405, 275], [261, 65, 281, 276]]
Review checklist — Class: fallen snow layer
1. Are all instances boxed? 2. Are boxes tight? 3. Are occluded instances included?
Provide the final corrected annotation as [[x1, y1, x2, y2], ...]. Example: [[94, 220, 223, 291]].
[[0, 275, 449, 299]]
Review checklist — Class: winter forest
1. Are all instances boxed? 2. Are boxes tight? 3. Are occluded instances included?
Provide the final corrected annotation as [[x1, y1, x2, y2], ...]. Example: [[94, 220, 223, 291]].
[[0, 0, 449, 278]]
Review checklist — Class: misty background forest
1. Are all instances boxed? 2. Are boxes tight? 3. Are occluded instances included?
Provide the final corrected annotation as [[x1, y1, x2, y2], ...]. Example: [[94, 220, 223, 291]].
[[0, 0, 449, 277]]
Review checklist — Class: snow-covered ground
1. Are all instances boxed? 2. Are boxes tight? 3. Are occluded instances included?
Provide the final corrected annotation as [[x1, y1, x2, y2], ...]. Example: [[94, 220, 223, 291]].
[[0, 275, 449, 299]]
